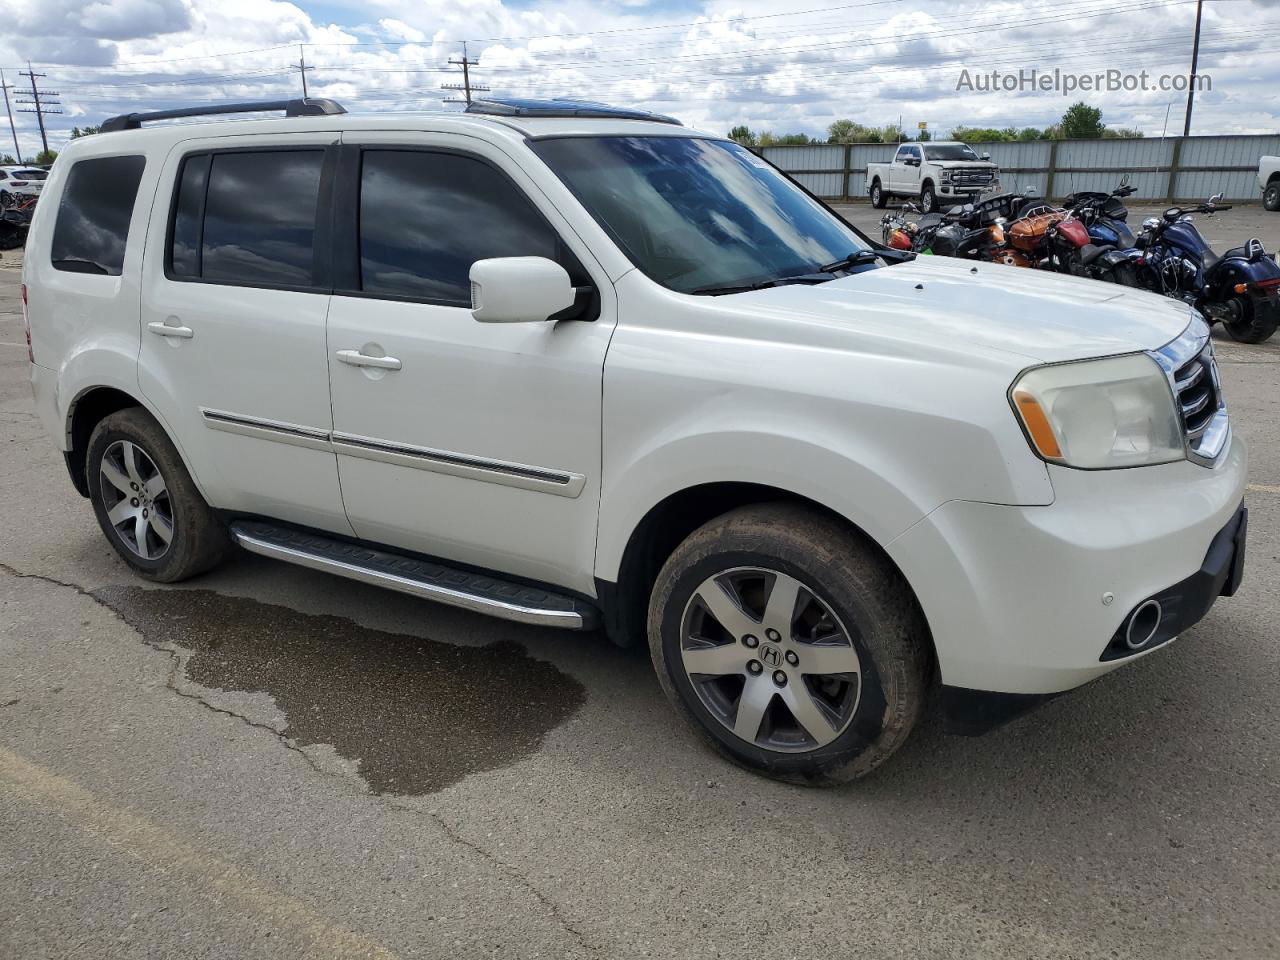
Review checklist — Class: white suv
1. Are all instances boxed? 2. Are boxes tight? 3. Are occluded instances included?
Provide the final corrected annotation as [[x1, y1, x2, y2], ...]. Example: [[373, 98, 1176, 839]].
[[24, 97, 1247, 784], [0, 164, 47, 204]]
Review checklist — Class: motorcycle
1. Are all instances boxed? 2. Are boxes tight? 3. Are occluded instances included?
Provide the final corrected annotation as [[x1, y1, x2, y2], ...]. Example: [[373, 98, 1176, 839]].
[[1057, 177, 1143, 284], [0, 192, 35, 251], [1131, 194, 1280, 343]]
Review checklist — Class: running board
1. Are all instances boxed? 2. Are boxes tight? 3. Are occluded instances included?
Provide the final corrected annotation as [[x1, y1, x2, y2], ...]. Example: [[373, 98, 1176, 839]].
[[229, 521, 598, 630]]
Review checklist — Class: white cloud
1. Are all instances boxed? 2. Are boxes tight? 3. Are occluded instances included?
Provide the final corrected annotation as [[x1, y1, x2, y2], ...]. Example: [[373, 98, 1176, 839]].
[[0, 0, 1277, 160]]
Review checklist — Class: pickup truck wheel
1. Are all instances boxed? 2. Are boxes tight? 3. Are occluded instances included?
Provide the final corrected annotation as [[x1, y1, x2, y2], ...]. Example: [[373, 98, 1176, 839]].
[[870, 180, 886, 209], [1265, 182, 1280, 212], [87, 407, 229, 582], [648, 503, 930, 785], [919, 182, 937, 215]]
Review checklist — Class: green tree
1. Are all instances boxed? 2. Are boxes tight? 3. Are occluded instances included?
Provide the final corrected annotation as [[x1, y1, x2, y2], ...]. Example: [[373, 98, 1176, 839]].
[[34, 148, 57, 165], [727, 125, 756, 147], [0, 154, 14, 165], [915, 128, 931, 141], [950, 126, 1014, 142], [1017, 127, 1044, 141], [1102, 126, 1144, 139], [1059, 102, 1104, 139], [70, 125, 100, 139], [774, 133, 812, 145]]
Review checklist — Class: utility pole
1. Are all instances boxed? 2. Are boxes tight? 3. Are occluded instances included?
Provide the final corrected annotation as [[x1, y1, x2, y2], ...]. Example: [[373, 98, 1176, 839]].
[[441, 42, 488, 106], [293, 44, 313, 99], [17, 62, 60, 158], [1182, 0, 1203, 137], [0, 70, 21, 164]]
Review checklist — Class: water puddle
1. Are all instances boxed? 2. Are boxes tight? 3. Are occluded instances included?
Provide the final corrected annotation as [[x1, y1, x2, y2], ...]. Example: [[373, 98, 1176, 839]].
[[93, 585, 587, 795]]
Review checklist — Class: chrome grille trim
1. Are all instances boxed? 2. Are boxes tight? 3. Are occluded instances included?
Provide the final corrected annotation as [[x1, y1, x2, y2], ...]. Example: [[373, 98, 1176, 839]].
[[1150, 315, 1229, 467]]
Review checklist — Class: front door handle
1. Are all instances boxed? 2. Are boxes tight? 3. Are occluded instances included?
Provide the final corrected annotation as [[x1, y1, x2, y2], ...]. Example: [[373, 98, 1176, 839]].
[[147, 320, 194, 339], [336, 349, 402, 371]]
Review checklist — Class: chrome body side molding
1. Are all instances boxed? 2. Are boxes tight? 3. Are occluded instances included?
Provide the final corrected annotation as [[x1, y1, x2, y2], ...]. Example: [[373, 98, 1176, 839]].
[[199, 408, 333, 452], [330, 432, 586, 498], [199, 409, 585, 496]]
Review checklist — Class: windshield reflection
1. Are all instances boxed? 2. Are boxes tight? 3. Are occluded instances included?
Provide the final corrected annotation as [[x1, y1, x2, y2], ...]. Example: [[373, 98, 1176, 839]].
[[532, 136, 869, 294]]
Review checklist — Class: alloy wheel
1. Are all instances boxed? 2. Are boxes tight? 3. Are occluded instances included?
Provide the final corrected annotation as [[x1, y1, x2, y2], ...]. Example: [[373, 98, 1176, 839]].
[[679, 567, 862, 753], [98, 440, 174, 561]]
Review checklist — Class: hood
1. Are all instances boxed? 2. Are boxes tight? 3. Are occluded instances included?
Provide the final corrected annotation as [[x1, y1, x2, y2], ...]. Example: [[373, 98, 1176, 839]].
[[737, 257, 1192, 364], [930, 159, 998, 168]]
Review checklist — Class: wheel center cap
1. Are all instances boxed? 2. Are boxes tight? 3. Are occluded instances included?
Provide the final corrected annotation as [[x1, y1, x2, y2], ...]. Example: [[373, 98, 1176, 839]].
[[758, 643, 783, 669]]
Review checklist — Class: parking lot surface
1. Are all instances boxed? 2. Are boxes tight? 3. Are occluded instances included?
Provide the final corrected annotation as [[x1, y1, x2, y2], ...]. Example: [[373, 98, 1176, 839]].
[[2, 209, 1280, 959]]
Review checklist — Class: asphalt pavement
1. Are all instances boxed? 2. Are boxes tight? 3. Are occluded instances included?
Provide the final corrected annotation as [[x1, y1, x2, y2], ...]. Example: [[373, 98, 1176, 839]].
[[2, 211, 1279, 959]]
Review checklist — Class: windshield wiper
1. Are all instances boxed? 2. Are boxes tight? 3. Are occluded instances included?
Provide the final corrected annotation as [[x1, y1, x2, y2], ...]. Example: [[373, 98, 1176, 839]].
[[691, 273, 832, 296], [818, 250, 881, 273]]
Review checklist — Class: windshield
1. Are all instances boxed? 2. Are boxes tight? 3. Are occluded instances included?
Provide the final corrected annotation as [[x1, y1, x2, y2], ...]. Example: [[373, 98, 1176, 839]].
[[924, 144, 979, 161], [531, 136, 869, 294]]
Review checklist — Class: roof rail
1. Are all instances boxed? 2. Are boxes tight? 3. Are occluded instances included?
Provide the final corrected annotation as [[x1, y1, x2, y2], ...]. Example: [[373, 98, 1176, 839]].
[[465, 97, 681, 126], [100, 98, 346, 133]]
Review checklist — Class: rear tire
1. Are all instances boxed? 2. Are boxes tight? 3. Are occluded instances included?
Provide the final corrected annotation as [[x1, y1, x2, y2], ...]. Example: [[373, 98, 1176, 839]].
[[1222, 294, 1280, 344], [1264, 181, 1280, 212], [86, 407, 229, 582], [647, 503, 931, 785], [870, 180, 886, 209]]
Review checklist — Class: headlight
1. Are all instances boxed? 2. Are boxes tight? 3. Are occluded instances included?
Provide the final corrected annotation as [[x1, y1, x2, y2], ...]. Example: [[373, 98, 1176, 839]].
[[940, 169, 952, 182], [1010, 354, 1184, 469]]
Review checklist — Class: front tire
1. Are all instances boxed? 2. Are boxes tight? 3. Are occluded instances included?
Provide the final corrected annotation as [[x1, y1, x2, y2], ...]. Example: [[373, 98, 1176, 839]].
[[647, 503, 931, 785], [919, 182, 937, 215], [87, 407, 229, 582], [1264, 181, 1280, 212], [870, 180, 886, 209], [1222, 293, 1280, 344]]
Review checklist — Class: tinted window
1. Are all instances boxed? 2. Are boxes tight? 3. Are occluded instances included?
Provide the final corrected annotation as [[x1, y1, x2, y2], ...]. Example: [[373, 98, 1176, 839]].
[[532, 136, 867, 295], [358, 150, 572, 304], [50, 155, 146, 276], [169, 154, 210, 278], [14, 169, 47, 180], [201, 150, 323, 286]]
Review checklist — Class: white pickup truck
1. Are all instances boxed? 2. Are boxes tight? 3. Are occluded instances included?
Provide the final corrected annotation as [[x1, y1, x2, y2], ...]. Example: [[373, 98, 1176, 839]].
[[868, 141, 999, 214], [1260, 156, 1279, 210]]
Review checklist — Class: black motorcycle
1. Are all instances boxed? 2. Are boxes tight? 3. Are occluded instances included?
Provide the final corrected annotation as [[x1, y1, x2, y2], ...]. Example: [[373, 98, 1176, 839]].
[[1131, 195, 1280, 343]]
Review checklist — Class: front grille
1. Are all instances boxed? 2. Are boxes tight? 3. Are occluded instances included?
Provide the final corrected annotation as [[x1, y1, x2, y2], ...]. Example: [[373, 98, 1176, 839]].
[[950, 167, 995, 186], [1172, 343, 1222, 454]]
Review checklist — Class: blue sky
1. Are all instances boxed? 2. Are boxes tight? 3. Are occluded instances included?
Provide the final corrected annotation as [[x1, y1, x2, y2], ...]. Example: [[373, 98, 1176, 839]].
[[0, 0, 1277, 158]]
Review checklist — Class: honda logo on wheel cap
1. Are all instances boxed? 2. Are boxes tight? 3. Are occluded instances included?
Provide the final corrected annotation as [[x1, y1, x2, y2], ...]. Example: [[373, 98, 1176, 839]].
[[759, 643, 782, 668]]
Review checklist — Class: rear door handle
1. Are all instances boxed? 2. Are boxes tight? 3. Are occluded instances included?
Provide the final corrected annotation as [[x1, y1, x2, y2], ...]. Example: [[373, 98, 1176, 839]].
[[147, 321, 194, 339], [335, 349, 402, 371]]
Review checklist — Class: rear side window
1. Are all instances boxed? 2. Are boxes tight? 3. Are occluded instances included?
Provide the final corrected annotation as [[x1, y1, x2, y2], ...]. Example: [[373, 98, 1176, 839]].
[[357, 150, 581, 304], [168, 149, 324, 287], [50, 155, 146, 275]]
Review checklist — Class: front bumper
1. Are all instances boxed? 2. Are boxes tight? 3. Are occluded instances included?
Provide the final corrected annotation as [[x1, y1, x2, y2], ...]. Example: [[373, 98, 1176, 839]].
[[887, 433, 1248, 722]]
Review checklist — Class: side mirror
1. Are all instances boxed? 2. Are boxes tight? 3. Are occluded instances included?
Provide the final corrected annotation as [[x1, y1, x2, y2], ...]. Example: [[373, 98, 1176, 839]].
[[469, 257, 575, 323], [1120, 173, 1131, 186], [980, 152, 991, 161], [1209, 192, 1224, 205]]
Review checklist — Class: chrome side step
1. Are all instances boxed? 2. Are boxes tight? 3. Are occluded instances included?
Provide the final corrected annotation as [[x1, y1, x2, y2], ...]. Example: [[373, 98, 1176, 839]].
[[229, 521, 598, 630]]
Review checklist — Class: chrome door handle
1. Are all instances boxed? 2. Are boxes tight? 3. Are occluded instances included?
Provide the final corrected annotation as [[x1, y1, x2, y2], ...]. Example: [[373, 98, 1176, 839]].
[[336, 349, 402, 371], [147, 321, 194, 339]]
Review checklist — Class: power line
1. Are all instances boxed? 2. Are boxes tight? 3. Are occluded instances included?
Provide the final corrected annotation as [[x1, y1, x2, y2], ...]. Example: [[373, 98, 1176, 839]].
[[16, 62, 61, 157], [441, 42, 488, 106]]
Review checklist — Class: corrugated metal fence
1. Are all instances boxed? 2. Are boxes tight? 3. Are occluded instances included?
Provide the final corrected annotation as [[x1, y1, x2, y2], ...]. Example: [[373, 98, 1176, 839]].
[[760, 134, 1280, 203]]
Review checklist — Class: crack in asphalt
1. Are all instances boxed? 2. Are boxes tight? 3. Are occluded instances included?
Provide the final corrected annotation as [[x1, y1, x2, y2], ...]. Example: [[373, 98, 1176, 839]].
[[0, 562, 598, 958]]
